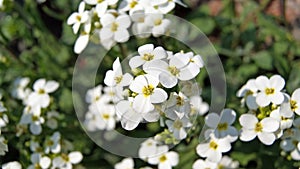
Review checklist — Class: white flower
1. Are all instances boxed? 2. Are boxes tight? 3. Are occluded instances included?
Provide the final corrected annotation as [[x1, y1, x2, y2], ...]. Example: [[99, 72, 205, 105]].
[[204, 109, 238, 142], [270, 107, 293, 130], [103, 86, 124, 103], [165, 92, 190, 120], [27, 79, 59, 108], [131, 10, 152, 38], [44, 132, 61, 154], [255, 75, 285, 107], [114, 158, 134, 169], [217, 155, 239, 169], [2, 161, 22, 169], [20, 107, 45, 135], [84, 0, 118, 17], [129, 74, 168, 113], [100, 13, 131, 47], [67, 2, 89, 34], [129, 44, 167, 69], [192, 159, 217, 169], [157, 0, 187, 14], [280, 128, 300, 160], [116, 99, 160, 130], [237, 79, 258, 109], [145, 52, 201, 88], [148, 145, 179, 169], [118, 0, 144, 14], [144, 13, 171, 37], [11, 77, 30, 100], [239, 114, 279, 145], [190, 95, 209, 116], [0, 109, 9, 128], [104, 57, 133, 87], [28, 153, 51, 169], [0, 137, 8, 156], [138, 138, 159, 161], [52, 151, 83, 169], [166, 117, 192, 140], [291, 88, 300, 115], [85, 85, 104, 104], [89, 103, 116, 130], [179, 81, 201, 97], [74, 20, 91, 54], [196, 133, 231, 162]]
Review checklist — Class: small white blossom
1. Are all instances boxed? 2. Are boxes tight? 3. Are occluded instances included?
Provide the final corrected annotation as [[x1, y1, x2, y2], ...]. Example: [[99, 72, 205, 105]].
[[114, 158, 134, 169], [144, 13, 171, 37], [196, 133, 231, 162], [239, 114, 279, 145], [2, 161, 22, 169], [52, 151, 83, 169], [255, 75, 285, 107], [291, 88, 300, 115], [237, 79, 258, 109], [27, 79, 59, 108], [129, 74, 168, 113], [204, 109, 238, 142], [148, 145, 179, 169], [67, 2, 89, 34], [104, 57, 133, 87], [192, 159, 217, 169], [0, 137, 8, 156]]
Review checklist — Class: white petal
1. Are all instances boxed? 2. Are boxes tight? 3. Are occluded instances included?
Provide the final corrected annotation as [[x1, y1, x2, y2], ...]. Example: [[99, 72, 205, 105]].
[[159, 72, 177, 88], [138, 44, 154, 56], [152, 46, 167, 60], [178, 63, 199, 81], [270, 75, 285, 91], [100, 28, 114, 40], [100, 13, 115, 27], [256, 92, 270, 107], [257, 132, 276, 145], [120, 73, 133, 86], [145, 74, 159, 87], [30, 123, 42, 135], [133, 94, 154, 113], [240, 129, 257, 141], [40, 156, 51, 169], [74, 34, 89, 54], [114, 29, 130, 43], [116, 15, 131, 28], [220, 109, 236, 125], [270, 92, 284, 105], [104, 70, 116, 86], [255, 75, 269, 91], [205, 113, 219, 128], [44, 81, 59, 93], [69, 151, 83, 164], [95, 2, 107, 17], [170, 53, 189, 68], [150, 88, 167, 103], [166, 151, 179, 166], [239, 114, 258, 129], [129, 75, 148, 93], [129, 56, 145, 69], [261, 117, 279, 132], [246, 95, 259, 110], [33, 79, 46, 91]]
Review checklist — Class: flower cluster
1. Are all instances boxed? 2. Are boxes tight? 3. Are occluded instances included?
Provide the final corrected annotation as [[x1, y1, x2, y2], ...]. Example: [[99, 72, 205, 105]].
[[115, 138, 179, 169], [67, 0, 187, 53], [0, 93, 8, 156], [84, 44, 207, 139], [237, 74, 300, 160], [10, 77, 83, 168]]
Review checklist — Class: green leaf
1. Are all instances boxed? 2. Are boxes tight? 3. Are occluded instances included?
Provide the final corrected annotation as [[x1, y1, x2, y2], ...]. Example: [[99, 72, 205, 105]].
[[190, 17, 216, 34], [252, 51, 273, 70]]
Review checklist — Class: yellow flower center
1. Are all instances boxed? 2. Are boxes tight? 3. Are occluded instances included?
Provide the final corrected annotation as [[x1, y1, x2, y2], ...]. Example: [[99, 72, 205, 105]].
[[32, 115, 39, 122], [62, 153, 70, 162], [46, 140, 54, 146], [114, 76, 123, 84], [255, 122, 263, 132], [168, 66, 179, 76], [97, 0, 104, 3], [102, 113, 110, 120], [142, 53, 154, 61], [159, 155, 167, 162], [142, 85, 154, 96], [38, 89, 45, 94], [111, 22, 119, 32], [129, 0, 138, 8], [176, 96, 184, 106], [173, 119, 183, 129], [209, 141, 218, 150], [265, 88, 275, 95], [217, 123, 228, 131], [154, 19, 162, 26], [291, 100, 298, 111], [76, 15, 81, 21], [34, 163, 42, 169]]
